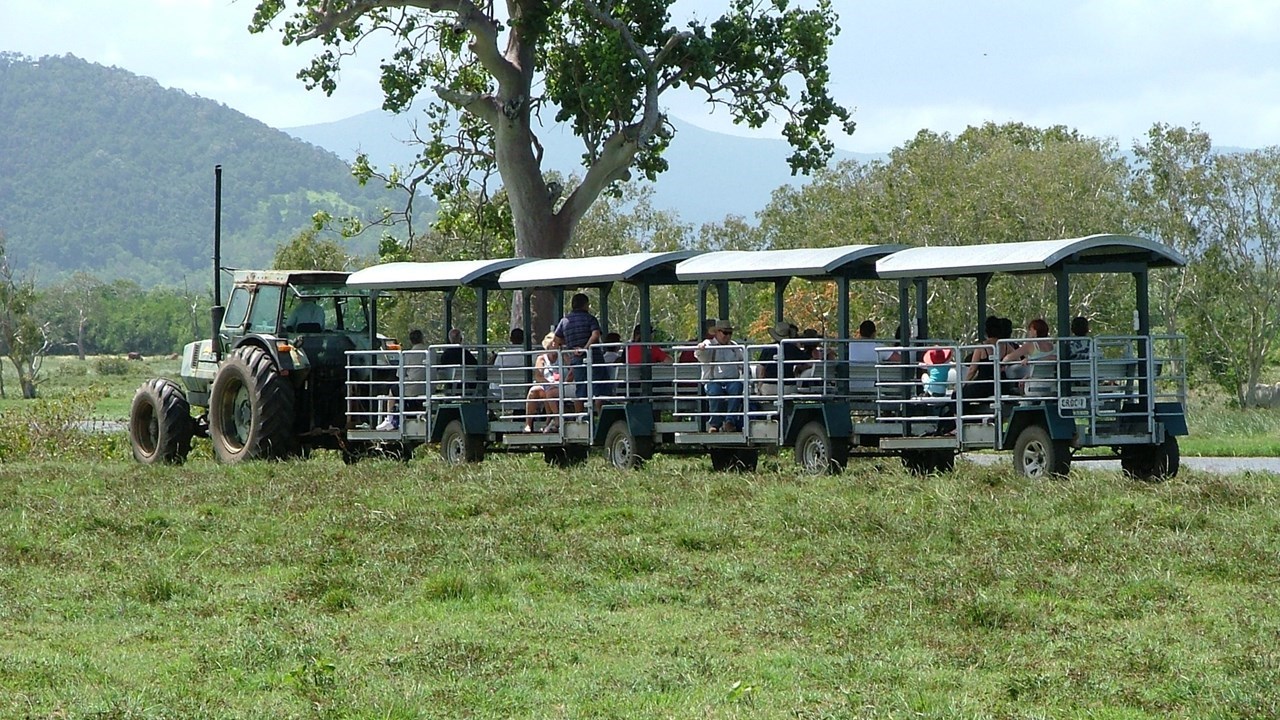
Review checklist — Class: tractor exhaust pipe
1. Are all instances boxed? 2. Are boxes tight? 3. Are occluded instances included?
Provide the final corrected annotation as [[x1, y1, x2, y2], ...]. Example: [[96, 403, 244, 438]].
[[210, 165, 225, 362]]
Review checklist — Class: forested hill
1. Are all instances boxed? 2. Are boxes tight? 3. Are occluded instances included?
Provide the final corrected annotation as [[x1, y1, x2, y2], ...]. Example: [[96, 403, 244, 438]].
[[0, 53, 405, 286]]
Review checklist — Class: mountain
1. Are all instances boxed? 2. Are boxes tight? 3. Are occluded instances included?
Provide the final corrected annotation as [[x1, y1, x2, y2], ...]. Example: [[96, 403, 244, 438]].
[[285, 109, 884, 228], [0, 53, 407, 286]]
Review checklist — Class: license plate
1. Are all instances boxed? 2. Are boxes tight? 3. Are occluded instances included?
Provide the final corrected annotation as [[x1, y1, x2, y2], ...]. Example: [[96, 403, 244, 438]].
[[1059, 396, 1088, 411]]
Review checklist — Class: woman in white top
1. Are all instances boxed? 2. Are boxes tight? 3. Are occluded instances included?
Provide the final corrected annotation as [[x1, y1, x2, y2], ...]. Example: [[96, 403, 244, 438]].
[[1002, 318, 1056, 397], [525, 333, 567, 432]]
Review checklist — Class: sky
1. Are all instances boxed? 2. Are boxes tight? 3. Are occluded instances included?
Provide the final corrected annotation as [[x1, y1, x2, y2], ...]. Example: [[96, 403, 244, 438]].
[[2, 0, 1278, 153]]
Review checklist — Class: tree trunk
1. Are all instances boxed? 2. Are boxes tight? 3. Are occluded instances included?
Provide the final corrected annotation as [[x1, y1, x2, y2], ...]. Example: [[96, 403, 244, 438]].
[[77, 317, 87, 361]]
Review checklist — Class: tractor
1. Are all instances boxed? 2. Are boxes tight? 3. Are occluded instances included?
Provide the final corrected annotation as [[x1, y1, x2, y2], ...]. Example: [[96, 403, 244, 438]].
[[127, 270, 385, 464]]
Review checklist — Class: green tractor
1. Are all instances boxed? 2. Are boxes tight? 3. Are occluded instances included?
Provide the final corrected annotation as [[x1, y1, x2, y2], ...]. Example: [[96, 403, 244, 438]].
[[128, 270, 382, 464]]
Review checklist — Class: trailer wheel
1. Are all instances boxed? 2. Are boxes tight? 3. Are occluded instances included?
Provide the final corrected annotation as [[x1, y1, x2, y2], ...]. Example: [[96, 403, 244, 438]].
[[209, 346, 295, 463], [1121, 436, 1180, 481], [710, 448, 757, 472], [605, 420, 652, 470], [1012, 424, 1070, 478], [544, 446, 588, 468], [129, 378, 193, 465], [794, 421, 848, 475], [440, 420, 484, 464], [901, 448, 955, 475]]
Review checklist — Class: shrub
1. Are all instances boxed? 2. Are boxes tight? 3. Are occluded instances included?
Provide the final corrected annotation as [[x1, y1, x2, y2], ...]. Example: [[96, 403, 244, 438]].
[[0, 387, 125, 461], [94, 356, 131, 376]]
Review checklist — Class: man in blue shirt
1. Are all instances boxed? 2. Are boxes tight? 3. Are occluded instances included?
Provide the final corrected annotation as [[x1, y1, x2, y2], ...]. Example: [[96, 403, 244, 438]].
[[554, 293, 603, 412]]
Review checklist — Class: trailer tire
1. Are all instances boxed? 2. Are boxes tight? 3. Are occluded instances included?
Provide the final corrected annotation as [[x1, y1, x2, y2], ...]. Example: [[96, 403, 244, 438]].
[[901, 448, 955, 475], [795, 421, 848, 475], [440, 420, 484, 464], [129, 378, 193, 465], [209, 346, 295, 463], [605, 420, 652, 470], [1012, 424, 1070, 478], [1122, 436, 1179, 481]]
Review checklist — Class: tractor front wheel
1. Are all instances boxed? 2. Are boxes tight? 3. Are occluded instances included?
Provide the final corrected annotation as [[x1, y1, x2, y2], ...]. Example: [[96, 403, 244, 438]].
[[128, 378, 193, 465]]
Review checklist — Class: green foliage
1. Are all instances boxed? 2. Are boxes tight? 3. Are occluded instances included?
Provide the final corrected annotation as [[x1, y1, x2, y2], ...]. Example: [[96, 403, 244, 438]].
[[0, 53, 412, 284], [0, 386, 124, 461], [272, 226, 353, 271], [93, 356, 131, 376]]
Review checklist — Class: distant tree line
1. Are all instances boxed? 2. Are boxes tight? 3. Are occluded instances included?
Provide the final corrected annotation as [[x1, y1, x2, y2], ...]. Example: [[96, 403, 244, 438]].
[[4, 121, 1278, 406]]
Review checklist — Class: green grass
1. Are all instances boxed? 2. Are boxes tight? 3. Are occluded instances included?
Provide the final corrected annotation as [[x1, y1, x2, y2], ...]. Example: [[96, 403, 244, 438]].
[[1181, 392, 1280, 456], [2, 452, 1279, 718]]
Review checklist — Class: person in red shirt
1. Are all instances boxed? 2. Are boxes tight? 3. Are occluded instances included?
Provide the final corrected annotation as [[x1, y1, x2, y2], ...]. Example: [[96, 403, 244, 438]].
[[625, 324, 672, 365]]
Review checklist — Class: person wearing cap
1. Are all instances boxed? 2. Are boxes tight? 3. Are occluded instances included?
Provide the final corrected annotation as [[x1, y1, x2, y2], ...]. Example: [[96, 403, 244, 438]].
[[695, 322, 745, 432]]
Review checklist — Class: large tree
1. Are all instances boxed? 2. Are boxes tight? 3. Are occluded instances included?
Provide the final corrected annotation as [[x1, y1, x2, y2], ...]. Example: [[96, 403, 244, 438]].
[[251, 0, 852, 328]]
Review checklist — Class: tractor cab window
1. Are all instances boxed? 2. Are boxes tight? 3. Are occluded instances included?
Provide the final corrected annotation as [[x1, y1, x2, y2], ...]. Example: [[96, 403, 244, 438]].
[[222, 287, 250, 330], [246, 285, 284, 333], [335, 295, 370, 333]]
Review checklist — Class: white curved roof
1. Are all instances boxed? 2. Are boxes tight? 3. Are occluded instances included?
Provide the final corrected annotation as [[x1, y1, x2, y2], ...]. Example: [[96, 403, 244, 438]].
[[498, 251, 700, 289], [346, 258, 530, 290], [875, 234, 1186, 278], [675, 244, 904, 281]]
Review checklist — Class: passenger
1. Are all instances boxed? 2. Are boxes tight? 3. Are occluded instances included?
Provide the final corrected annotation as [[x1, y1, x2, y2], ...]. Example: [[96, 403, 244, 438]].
[[848, 320, 880, 364], [1002, 318, 1057, 396], [626, 324, 672, 364], [402, 329, 428, 412], [679, 318, 718, 363], [848, 320, 883, 392], [436, 328, 481, 397], [437, 328, 479, 368], [933, 318, 1003, 436], [801, 328, 836, 361], [524, 333, 566, 433], [1067, 315, 1092, 360], [919, 346, 954, 397], [695, 323, 745, 433], [758, 321, 808, 395], [553, 292, 604, 413], [491, 327, 525, 366], [376, 328, 427, 432], [962, 316, 1001, 402], [601, 332, 624, 364]]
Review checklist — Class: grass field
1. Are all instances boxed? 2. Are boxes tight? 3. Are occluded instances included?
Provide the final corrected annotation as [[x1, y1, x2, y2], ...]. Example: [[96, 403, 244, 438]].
[[2, 452, 1279, 718], [3, 357, 1280, 716]]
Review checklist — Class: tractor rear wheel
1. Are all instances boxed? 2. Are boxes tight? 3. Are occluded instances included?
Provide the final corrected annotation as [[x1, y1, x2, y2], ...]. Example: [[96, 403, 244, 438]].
[[128, 378, 193, 465], [209, 346, 295, 463]]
